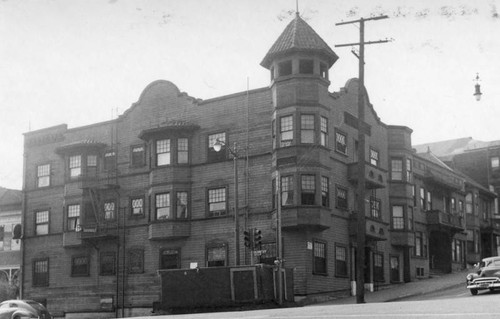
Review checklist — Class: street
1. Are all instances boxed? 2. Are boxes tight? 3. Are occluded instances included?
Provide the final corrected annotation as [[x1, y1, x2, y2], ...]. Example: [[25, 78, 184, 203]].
[[128, 287, 500, 319]]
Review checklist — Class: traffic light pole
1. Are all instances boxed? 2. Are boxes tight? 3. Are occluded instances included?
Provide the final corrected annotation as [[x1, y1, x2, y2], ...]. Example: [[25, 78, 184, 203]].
[[335, 15, 389, 304]]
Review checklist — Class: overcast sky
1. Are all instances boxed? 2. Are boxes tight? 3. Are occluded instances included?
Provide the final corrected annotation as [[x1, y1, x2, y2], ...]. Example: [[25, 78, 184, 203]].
[[1, 0, 499, 190]]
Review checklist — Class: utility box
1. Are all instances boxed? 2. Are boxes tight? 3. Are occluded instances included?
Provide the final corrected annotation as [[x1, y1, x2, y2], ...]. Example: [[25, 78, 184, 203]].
[[156, 264, 293, 311]]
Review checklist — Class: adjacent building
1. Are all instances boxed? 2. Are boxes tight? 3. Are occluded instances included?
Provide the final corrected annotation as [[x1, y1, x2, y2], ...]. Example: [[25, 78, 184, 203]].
[[20, 14, 497, 317], [0, 187, 22, 299]]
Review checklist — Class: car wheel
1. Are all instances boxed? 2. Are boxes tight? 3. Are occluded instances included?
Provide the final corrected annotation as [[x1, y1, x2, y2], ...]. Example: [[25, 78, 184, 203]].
[[470, 289, 478, 295]]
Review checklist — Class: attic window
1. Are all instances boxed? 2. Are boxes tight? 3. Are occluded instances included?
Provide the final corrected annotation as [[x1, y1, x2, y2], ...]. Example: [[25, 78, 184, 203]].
[[320, 63, 328, 80], [278, 60, 292, 77], [299, 59, 314, 74]]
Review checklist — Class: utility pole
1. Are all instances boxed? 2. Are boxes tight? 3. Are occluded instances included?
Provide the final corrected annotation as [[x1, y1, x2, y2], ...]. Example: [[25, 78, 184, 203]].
[[335, 15, 389, 304]]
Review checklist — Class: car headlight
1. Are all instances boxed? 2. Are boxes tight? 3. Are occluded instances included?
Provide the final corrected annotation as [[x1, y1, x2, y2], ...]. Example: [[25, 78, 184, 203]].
[[466, 274, 474, 281]]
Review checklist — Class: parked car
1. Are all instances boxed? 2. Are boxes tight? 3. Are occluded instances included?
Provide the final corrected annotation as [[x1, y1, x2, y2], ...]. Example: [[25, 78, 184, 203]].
[[0, 300, 52, 319], [466, 256, 500, 295]]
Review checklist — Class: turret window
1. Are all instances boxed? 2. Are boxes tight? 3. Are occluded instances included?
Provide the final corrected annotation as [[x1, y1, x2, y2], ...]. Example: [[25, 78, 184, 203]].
[[300, 115, 315, 144], [178, 138, 189, 164], [299, 59, 314, 74], [278, 60, 292, 77], [156, 139, 171, 166], [320, 63, 329, 80], [280, 116, 293, 147]]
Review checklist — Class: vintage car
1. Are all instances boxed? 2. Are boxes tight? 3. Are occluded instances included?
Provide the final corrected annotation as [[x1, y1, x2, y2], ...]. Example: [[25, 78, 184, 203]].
[[466, 256, 500, 295], [0, 299, 52, 319]]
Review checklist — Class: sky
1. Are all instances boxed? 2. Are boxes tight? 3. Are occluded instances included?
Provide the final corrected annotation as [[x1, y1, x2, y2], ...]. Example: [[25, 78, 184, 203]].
[[1, 0, 499, 190]]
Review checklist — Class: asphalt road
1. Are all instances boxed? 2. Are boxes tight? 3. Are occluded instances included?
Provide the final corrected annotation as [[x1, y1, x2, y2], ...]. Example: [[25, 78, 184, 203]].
[[400, 282, 500, 301], [128, 291, 500, 319]]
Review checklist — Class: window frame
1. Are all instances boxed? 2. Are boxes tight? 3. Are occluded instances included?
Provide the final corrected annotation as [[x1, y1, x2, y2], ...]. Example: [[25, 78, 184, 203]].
[[34, 210, 49, 236], [160, 248, 181, 270], [206, 244, 227, 267], [103, 150, 116, 171], [130, 196, 145, 217], [369, 148, 379, 166], [71, 255, 90, 277], [155, 192, 171, 220], [299, 59, 314, 74], [335, 186, 348, 210], [128, 249, 144, 274], [391, 205, 404, 230], [370, 197, 381, 219], [321, 176, 330, 208], [69, 155, 82, 179], [300, 114, 315, 144], [320, 116, 328, 147], [207, 187, 227, 217], [177, 137, 189, 164], [491, 156, 500, 170], [280, 115, 294, 147], [156, 139, 171, 166], [312, 240, 327, 275], [33, 258, 49, 287], [131, 145, 146, 167], [334, 244, 348, 277], [281, 175, 294, 207], [176, 191, 189, 219], [390, 158, 403, 181], [278, 60, 292, 77], [100, 251, 116, 276], [36, 163, 51, 188], [207, 132, 226, 162], [300, 174, 316, 205], [67, 204, 81, 231], [335, 130, 347, 155]]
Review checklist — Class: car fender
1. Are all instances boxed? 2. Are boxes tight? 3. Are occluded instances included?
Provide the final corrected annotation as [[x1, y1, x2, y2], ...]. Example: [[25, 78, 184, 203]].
[[11, 310, 33, 319]]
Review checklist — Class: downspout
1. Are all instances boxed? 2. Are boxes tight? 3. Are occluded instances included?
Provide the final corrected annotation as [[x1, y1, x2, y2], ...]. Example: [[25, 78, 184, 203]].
[[20, 146, 28, 299]]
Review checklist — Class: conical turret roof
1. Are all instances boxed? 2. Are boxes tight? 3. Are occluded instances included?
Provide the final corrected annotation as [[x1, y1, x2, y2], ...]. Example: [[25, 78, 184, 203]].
[[261, 14, 338, 69]]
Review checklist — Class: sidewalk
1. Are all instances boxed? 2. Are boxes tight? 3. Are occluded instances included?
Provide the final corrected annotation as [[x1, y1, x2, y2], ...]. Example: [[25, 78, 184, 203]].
[[308, 269, 470, 306]]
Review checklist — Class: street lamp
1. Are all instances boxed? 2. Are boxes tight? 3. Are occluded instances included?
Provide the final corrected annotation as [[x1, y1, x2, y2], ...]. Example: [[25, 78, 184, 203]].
[[213, 139, 241, 266], [474, 73, 482, 101]]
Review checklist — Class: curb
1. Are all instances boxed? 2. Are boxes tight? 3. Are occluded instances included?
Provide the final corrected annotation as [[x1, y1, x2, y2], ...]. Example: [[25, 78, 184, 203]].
[[384, 282, 464, 302]]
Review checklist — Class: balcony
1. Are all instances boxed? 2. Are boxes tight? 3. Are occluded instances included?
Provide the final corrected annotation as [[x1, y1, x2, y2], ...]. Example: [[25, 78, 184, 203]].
[[390, 231, 415, 247], [426, 210, 464, 233], [423, 169, 463, 191], [349, 213, 388, 241], [347, 162, 387, 189], [280, 207, 330, 230], [63, 231, 84, 247], [149, 220, 191, 240], [77, 222, 119, 241]]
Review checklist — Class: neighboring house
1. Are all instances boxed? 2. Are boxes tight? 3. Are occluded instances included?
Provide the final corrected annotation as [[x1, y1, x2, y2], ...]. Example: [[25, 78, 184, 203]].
[[416, 138, 500, 263], [0, 187, 22, 299], [20, 14, 496, 318]]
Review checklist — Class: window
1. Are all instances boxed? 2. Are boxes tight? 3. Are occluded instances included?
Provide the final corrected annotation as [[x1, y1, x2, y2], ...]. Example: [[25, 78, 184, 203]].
[[452, 239, 462, 262], [370, 149, 379, 166], [35, 210, 49, 235], [156, 139, 170, 166], [272, 119, 276, 149], [176, 191, 188, 219], [459, 200, 464, 216], [208, 132, 226, 162], [336, 186, 348, 210], [420, 187, 426, 210], [131, 145, 145, 167], [37, 164, 50, 187], [406, 158, 412, 182], [491, 156, 500, 170], [100, 252, 116, 275], [415, 232, 423, 256], [208, 187, 226, 217], [299, 59, 314, 74], [321, 176, 329, 207], [71, 256, 89, 276], [335, 245, 348, 277], [278, 60, 292, 77], [87, 155, 97, 176], [373, 253, 384, 282], [451, 197, 456, 212], [67, 204, 80, 231], [128, 249, 144, 274], [281, 176, 294, 206], [69, 155, 81, 178], [131, 197, 144, 216], [320, 63, 328, 80], [412, 185, 417, 206], [33, 259, 49, 287], [104, 151, 116, 171], [156, 193, 171, 220], [320, 116, 328, 147], [300, 114, 315, 144], [313, 241, 327, 275], [160, 249, 180, 269], [280, 116, 293, 147], [335, 131, 347, 154], [426, 191, 432, 210], [301, 175, 315, 205], [207, 245, 226, 267], [408, 206, 414, 230], [390, 159, 403, 180], [392, 205, 404, 230], [474, 193, 479, 216], [178, 138, 189, 164], [104, 201, 116, 220], [370, 197, 381, 219]]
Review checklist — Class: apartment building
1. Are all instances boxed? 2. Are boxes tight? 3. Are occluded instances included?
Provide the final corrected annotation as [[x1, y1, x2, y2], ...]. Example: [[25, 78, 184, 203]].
[[20, 14, 496, 317]]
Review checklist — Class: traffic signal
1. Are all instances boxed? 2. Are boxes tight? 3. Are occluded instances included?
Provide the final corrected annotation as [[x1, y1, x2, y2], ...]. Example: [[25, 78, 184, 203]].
[[244, 230, 252, 248], [254, 229, 262, 250]]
